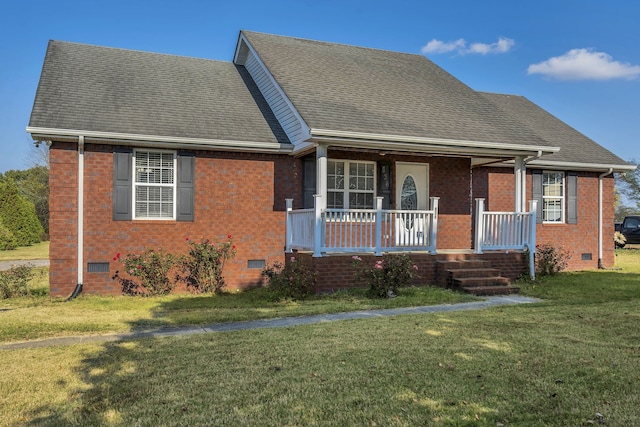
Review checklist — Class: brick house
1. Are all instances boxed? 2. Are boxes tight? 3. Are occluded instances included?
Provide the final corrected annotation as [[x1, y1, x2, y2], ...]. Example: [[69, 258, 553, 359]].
[[28, 31, 634, 297]]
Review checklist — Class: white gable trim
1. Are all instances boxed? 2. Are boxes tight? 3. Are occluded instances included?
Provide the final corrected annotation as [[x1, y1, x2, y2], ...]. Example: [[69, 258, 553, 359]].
[[234, 32, 312, 145]]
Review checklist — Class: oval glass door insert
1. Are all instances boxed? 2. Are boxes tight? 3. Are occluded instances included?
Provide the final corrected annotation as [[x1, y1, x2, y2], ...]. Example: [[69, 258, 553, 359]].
[[401, 175, 417, 229]]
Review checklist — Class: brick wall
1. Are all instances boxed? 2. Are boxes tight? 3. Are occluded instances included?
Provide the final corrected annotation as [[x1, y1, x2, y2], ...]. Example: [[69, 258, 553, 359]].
[[49, 142, 301, 297], [49, 142, 79, 296], [477, 167, 615, 270]]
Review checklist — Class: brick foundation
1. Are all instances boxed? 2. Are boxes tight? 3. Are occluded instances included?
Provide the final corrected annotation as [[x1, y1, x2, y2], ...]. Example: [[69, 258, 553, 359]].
[[290, 251, 528, 294]]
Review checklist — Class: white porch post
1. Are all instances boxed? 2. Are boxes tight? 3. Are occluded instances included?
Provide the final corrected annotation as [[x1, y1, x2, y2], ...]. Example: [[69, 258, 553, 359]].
[[528, 199, 538, 280], [515, 156, 526, 213], [316, 144, 328, 211], [313, 194, 323, 257], [375, 197, 383, 256], [474, 198, 485, 254], [285, 199, 293, 253], [429, 197, 439, 254]]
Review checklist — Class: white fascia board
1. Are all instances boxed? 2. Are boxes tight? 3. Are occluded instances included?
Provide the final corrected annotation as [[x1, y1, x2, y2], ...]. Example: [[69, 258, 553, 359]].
[[27, 127, 293, 154], [486, 158, 637, 173], [525, 159, 637, 173], [234, 33, 312, 143], [310, 128, 559, 156]]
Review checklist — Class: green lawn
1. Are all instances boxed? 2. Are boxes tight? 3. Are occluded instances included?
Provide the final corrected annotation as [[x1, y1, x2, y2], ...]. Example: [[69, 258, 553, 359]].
[[1, 250, 639, 426], [0, 241, 49, 261]]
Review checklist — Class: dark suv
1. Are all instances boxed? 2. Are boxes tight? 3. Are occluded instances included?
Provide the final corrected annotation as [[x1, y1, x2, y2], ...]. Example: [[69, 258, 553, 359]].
[[619, 215, 640, 246]]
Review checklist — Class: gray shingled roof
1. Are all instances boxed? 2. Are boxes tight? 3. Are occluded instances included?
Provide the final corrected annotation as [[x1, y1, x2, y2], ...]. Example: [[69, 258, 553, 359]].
[[241, 31, 551, 148], [29, 41, 289, 145], [480, 92, 628, 166]]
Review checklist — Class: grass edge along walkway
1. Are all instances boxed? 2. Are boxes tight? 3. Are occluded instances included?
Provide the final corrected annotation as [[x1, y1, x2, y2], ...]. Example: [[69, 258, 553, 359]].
[[0, 295, 540, 351]]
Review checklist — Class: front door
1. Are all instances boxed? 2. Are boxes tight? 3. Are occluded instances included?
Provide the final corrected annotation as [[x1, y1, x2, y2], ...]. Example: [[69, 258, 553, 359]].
[[395, 162, 429, 245]]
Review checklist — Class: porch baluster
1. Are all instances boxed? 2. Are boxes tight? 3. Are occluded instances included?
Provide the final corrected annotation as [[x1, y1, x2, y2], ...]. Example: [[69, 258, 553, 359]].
[[474, 198, 485, 254], [285, 198, 293, 253], [313, 194, 323, 257]]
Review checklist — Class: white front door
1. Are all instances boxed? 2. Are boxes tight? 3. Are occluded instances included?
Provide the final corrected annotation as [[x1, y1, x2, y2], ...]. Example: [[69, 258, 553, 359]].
[[395, 162, 429, 245]]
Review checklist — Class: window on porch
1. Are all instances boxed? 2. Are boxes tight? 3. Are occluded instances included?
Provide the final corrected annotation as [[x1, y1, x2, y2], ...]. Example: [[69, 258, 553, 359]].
[[327, 160, 375, 209]]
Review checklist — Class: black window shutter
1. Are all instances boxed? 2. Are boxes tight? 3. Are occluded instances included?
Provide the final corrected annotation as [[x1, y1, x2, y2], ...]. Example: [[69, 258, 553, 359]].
[[302, 157, 316, 209], [567, 171, 578, 224], [113, 148, 132, 221], [176, 151, 195, 222], [377, 161, 392, 209], [532, 169, 543, 224]]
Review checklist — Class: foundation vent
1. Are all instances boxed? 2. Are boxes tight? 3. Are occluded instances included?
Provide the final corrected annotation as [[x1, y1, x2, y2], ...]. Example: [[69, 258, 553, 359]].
[[87, 262, 110, 273], [248, 259, 266, 269]]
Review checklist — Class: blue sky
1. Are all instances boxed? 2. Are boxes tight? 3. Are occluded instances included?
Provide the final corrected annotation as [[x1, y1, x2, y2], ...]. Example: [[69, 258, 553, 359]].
[[1, 0, 639, 172]]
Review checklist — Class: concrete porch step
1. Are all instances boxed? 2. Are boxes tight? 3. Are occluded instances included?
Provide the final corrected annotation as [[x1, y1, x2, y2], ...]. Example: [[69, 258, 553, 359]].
[[462, 285, 521, 296], [453, 276, 511, 288], [448, 268, 502, 279]]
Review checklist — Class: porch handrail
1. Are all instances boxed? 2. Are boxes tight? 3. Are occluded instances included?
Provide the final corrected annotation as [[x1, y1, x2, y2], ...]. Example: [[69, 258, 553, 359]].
[[474, 198, 538, 279], [285, 196, 440, 257]]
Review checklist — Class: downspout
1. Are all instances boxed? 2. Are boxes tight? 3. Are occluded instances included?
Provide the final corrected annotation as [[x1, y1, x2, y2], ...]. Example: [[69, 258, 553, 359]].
[[598, 168, 614, 269], [67, 136, 84, 301]]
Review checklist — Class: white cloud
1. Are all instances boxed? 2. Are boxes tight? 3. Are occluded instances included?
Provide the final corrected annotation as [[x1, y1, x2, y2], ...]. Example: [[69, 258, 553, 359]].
[[421, 37, 514, 56], [421, 38, 466, 54], [467, 37, 515, 55], [528, 48, 640, 80]]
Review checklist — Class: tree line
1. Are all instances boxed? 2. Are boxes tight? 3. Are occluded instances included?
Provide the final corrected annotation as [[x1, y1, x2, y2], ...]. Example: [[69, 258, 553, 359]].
[[615, 159, 640, 221]]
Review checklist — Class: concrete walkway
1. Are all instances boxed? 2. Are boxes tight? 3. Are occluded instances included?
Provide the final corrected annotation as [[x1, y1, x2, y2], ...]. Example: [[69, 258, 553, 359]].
[[0, 259, 49, 271], [0, 295, 541, 351]]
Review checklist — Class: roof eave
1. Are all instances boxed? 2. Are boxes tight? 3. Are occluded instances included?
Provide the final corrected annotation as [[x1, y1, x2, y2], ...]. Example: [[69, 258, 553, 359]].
[[308, 128, 559, 157], [526, 159, 637, 173], [26, 127, 293, 154]]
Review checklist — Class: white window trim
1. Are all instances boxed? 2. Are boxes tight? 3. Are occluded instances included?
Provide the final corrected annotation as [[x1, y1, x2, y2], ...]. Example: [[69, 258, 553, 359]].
[[327, 159, 377, 210], [132, 149, 177, 220], [542, 170, 565, 224]]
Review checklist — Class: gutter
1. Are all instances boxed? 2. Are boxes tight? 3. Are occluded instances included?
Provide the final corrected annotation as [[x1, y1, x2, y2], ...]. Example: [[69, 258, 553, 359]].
[[598, 168, 614, 269], [26, 127, 293, 154]]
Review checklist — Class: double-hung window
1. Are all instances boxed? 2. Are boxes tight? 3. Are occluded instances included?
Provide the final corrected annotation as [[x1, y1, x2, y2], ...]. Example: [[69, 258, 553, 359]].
[[327, 160, 375, 209], [134, 150, 176, 219], [542, 171, 564, 223]]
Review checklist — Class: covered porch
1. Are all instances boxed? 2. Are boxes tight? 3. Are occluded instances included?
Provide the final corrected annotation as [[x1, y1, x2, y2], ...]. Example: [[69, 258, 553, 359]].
[[285, 196, 539, 281]]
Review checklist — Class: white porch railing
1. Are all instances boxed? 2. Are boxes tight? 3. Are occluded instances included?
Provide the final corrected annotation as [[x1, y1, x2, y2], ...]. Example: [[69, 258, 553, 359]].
[[474, 198, 538, 279], [285, 196, 440, 256]]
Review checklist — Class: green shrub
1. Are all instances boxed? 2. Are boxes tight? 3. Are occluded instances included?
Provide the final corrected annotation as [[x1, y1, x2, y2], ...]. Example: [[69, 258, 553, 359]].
[[113, 249, 176, 296], [0, 219, 18, 250], [0, 179, 43, 246], [262, 256, 316, 301], [535, 243, 571, 277], [177, 236, 237, 294], [352, 254, 420, 298], [0, 263, 34, 298]]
